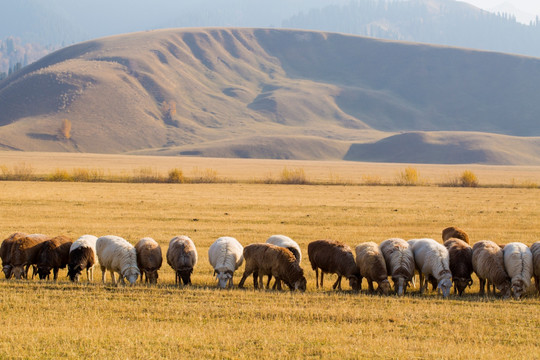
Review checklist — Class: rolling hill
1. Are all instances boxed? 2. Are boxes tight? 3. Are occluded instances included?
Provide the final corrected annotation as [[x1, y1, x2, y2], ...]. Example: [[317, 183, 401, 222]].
[[1, 28, 540, 164]]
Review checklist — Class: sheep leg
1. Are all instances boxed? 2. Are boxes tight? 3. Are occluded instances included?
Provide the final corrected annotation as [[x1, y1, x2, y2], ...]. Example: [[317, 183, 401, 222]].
[[238, 269, 254, 289], [478, 278, 485, 295], [110, 271, 116, 285], [266, 275, 272, 289], [419, 273, 425, 293], [332, 275, 342, 290], [53, 268, 59, 281], [314, 268, 319, 289], [368, 280, 374, 293], [101, 266, 106, 284], [275, 277, 282, 291], [257, 273, 265, 290], [320, 271, 324, 288], [253, 270, 259, 289]]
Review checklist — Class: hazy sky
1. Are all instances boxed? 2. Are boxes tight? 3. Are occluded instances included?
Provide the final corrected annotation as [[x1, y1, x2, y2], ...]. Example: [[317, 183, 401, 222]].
[[463, 0, 540, 16]]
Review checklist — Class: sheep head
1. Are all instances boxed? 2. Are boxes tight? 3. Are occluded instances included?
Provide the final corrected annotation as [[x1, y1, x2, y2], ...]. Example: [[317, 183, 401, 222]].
[[293, 276, 307, 292], [348, 275, 361, 292], [67, 265, 82, 283], [11, 266, 25, 279], [378, 279, 391, 295], [123, 266, 140, 285], [2, 265, 12, 279], [498, 280, 512, 299], [511, 279, 526, 299], [145, 269, 159, 284], [393, 277, 406, 296], [216, 270, 232, 289], [37, 266, 52, 280], [453, 277, 473, 296], [437, 277, 453, 298]]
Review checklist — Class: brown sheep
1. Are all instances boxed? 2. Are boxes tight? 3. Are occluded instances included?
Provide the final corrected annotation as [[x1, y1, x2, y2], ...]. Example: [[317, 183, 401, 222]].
[[166, 235, 197, 286], [443, 238, 473, 296], [10, 234, 49, 279], [238, 243, 306, 291], [442, 226, 470, 244], [1, 232, 27, 279], [355, 242, 390, 294], [36, 235, 73, 280], [531, 242, 540, 295], [472, 240, 511, 298], [307, 239, 361, 291], [135, 237, 163, 284]]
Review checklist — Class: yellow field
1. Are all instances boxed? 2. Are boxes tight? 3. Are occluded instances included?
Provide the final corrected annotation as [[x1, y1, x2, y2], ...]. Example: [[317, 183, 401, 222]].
[[1, 164, 540, 358]]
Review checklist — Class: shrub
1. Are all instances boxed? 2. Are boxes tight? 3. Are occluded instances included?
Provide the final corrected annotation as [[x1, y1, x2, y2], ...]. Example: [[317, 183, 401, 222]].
[[190, 167, 219, 183], [168, 168, 185, 183], [397, 167, 420, 186], [59, 119, 72, 139], [12, 162, 35, 181], [47, 169, 73, 182], [72, 168, 105, 182], [460, 170, 478, 187], [132, 167, 164, 183], [362, 174, 382, 185], [279, 167, 308, 184]]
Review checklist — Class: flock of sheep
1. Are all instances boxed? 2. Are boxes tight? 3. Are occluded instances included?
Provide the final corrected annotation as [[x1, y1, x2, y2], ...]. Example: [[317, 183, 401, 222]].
[[1, 227, 539, 299]]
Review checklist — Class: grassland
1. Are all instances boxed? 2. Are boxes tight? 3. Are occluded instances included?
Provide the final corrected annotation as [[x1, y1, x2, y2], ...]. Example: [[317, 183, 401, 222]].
[[1, 177, 539, 359]]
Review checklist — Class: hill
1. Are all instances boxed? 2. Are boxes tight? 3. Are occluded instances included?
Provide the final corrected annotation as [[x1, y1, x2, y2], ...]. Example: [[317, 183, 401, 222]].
[[1, 28, 540, 164]]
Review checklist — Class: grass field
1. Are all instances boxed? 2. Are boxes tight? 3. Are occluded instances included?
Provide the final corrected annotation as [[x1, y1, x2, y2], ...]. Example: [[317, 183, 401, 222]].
[[1, 169, 540, 358]]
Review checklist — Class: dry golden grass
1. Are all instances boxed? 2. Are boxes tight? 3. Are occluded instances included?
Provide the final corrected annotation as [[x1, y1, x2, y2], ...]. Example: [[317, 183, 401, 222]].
[[0, 180, 539, 359]]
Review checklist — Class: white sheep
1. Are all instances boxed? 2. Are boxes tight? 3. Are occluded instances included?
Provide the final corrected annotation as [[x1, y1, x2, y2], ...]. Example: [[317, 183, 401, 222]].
[[208, 236, 244, 289], [96, 235, 140, 285], [502, 242, 534, 299], [409, 238, 453, 298], [379, 238, 415, 296]]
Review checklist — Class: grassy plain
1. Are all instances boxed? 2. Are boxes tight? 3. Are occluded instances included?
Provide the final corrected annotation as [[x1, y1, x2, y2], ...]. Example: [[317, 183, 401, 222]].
[[1, 176, 540, 358]]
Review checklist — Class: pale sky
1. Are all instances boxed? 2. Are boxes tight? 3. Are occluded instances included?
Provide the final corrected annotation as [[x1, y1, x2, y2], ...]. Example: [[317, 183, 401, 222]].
[[461, 0, 540, 23]]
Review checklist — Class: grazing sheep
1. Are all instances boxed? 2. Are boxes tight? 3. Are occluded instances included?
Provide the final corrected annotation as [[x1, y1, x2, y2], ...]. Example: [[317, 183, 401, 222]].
[[68, 235, 98, 282], [208, 236, 244, 289], [10, 234, 49, 279], [96, 235, 140, 285], [265, 235, 301, 289], [307, 239, 361, 291], [36, 235, 73, 280], [472, 240, 511, 298], [135, 237, 163, 284], [166, 235, 197, 286], [502, 242, 533, 299], [443, 238, 473, 296], [531, 242, 540, 295], [355, 242, 390, 294], [410, 238, 453, 298], [1, 232, 26, 279], [238, 243, 306, 291], [442, 226, 470, 244], [379, 238, 415, 296]]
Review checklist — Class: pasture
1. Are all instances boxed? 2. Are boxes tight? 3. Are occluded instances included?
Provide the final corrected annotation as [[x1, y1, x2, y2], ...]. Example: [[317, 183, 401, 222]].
[[1, 178, 540, 359]]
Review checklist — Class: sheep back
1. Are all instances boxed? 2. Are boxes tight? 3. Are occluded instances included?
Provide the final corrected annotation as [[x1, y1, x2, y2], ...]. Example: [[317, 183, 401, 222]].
[[443, 238, 473, 295], [135, 237, 163, 284], [1, 232, 27, 279], [502, 242, 533, 299], [96, 235, 140, 285], [10, 234, 49, 279], [166, 235, 197, 286], [472, 240, 510, 297], [355, 242, 390, 294], [266, 235, 302, 264], [239, 243, 306, 291], [379, 238, 415, 295], [36, 235, 73, 280], [442, 226, 470, 244], [208, 236, 244, 288]]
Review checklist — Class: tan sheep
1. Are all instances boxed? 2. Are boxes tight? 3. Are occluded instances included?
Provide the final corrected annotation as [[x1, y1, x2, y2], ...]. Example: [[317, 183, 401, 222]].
[[10, 234, 49, 279], [355, 242, 390, 294], [238, 243, 306, 291], [442, 226, 470, 244], [379, 238, 415, 296], [36, 235, 73, 281], [1, 232, 26, 279], [135, 237, 163, 284], [166, 235, 197, 286], [472, 240, 511, 298]]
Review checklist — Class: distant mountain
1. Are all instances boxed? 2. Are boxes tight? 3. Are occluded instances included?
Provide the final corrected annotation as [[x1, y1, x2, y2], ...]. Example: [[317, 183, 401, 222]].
[[283, 0, 540, 57], [1, 28, 540, 164]]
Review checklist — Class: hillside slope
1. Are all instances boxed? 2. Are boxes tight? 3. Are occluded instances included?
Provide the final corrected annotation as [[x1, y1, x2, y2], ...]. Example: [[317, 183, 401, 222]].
[[1, 28, 540, 164]]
